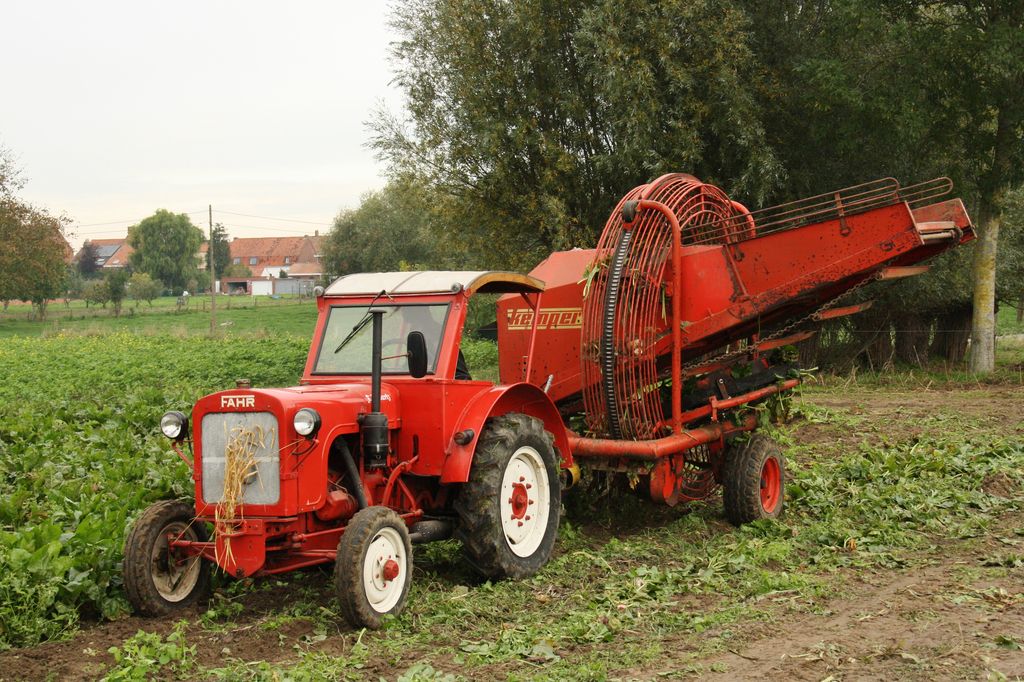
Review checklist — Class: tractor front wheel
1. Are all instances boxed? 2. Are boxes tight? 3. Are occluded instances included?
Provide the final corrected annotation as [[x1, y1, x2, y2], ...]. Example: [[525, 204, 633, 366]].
[[335, 506, 413, 629], [722, 433, 786, 525], [455, 413, 561, 579], [123, 500, 211, 616]]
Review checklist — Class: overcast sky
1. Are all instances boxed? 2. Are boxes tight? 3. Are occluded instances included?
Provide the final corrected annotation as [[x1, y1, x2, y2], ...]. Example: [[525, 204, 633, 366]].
[[1, 1, 404, 249]]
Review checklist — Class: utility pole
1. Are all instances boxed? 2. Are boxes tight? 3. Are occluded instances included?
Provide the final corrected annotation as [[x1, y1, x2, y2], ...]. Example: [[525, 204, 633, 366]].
[[209, 204, 217, 334]]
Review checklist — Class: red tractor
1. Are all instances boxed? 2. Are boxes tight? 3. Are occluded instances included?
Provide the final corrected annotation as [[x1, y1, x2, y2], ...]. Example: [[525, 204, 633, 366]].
[[124, 173, 974, 628]]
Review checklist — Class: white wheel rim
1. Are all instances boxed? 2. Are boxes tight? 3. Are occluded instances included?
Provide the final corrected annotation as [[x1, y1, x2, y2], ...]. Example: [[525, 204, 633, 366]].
[[150, 521, 202, 602], [362, 527, 407, 613], [499, 446, 550, 558]]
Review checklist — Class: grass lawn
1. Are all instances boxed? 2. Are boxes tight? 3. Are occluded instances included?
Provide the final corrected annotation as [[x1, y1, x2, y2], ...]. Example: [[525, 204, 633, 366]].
[[998, 302, 1024, 336], [0, 296, 318, 339]]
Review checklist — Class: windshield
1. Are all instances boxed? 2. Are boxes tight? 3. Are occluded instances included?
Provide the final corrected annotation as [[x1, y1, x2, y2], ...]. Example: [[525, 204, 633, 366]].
[[313, 303, 450, 375]]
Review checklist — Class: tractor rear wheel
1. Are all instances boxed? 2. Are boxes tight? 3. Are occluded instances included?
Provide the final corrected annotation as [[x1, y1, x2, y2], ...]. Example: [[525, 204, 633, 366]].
[[455, 413, 561, 579], [722, 433, 786, 525], [123, 500, 211, 616], [335, 506, 413, 630]]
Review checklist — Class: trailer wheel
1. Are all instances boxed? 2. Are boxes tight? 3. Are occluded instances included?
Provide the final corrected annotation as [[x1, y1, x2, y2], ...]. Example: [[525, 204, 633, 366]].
[[722, 433, 786, 525], [123, 500, 211, 616], [455, 413, 561, 579], [335, 506, 413, 630]]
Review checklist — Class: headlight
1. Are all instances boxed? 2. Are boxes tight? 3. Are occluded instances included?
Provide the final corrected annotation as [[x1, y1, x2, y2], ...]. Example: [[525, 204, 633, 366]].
[[293, 408, 321, 437], [160, 411, 188, 440]]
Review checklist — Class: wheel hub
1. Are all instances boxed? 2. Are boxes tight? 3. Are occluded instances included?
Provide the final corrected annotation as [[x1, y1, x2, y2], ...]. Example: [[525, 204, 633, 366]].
[[759, 457, 781, 513], [150, 522, 202, 602], [509, 482, 530, 520], [381, 558, 400, 582]]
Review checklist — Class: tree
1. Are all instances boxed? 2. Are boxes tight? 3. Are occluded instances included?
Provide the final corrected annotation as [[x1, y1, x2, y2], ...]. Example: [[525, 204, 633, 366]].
[[875, 1, 1024, 373], [106, 270, 129, 317], [998, 185, 1024, 322], [128, 272, 162, 307], [222, 263, 253, 278], [64, 268, 84, 307], [376, 0, 781, 269], [0, 146, 23, 199], [127, 210, 204, 291], [0, 198, 69, 320], [322, 177, 439, 278], [737, 1, 988, 370], [83, 278, 109, 308], [193, 271, 212, 293], [0, 149, 68, 318], [77, 241, 101, 278], [206, 223, 230, 276]]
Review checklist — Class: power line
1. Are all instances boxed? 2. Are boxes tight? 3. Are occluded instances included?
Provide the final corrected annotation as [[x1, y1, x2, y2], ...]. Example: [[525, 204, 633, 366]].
[[217, 222, 324, 235], [214, 209, 330, 226], [72, 211, 210, 238]]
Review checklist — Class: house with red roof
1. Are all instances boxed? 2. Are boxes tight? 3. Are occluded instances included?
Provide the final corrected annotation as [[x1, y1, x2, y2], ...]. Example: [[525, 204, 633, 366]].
[[219, 234, 325, 294], [227, 234, 323, 274]]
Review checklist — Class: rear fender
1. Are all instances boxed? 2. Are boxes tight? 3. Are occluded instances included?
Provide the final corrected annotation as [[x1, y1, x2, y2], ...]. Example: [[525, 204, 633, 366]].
[[440, 382, 572, 484]]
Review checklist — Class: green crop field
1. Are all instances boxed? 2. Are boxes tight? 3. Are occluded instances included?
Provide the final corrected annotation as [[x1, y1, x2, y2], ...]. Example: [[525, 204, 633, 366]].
[[0, 314, 1022, 679], [0, 333, 311, 647]]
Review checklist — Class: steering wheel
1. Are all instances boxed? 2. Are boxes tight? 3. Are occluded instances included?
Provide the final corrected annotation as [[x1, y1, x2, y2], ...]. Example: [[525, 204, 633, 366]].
[[380, 339, 409, 365]]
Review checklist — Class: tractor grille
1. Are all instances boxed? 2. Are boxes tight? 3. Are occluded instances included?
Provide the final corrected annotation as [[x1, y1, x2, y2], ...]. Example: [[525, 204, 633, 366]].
[[200, 412, 280, 505]]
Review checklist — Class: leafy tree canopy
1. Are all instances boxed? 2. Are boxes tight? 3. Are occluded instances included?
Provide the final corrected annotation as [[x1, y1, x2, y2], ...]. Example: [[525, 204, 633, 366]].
[[322, 177, 440, 277], [105, 270, 129, 317], [127, 210, 204, 291], [77, 240, 101, 278], [375, 0, 781, 268], [206, 223, 231, 276], [128, 272, 162, 307], [0, 198, 69, 311], [222, 263, 253, 278]]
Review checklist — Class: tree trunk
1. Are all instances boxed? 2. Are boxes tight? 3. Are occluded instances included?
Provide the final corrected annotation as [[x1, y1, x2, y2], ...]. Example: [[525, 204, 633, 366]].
[[969, 207, 1000, 373], [969, 98, 1015, 374]]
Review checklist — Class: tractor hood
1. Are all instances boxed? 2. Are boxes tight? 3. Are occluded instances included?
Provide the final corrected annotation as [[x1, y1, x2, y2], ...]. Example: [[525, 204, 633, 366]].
[[189, 382, 402, 520], [192, 382, 402, 447]]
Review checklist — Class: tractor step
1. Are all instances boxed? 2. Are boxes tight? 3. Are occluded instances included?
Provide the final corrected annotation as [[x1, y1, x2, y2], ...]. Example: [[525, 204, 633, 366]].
[[879, 265, 930, 279], [813, 300, 874, 321]]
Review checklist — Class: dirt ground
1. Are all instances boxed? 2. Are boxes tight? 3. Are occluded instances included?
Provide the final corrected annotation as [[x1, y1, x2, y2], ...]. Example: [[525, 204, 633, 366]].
[[688, 385, 1024, 682], [1, 383, 1022, 681]]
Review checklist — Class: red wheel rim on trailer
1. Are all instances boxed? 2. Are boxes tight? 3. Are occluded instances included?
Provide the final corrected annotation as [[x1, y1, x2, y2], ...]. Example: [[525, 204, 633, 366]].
[[759, 458, 781, 513]]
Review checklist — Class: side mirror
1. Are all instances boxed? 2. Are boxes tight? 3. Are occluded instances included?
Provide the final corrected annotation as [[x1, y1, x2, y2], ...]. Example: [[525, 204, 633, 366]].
[[407, 331, 428, 378]]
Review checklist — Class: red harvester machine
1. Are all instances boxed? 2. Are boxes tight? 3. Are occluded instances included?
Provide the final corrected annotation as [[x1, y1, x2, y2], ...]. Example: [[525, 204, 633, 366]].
[[125, 173, 973, 628]]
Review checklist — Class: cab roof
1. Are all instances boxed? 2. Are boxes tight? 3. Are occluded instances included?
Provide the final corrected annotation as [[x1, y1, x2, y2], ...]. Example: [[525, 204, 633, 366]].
[[324, 270, 544, 296]]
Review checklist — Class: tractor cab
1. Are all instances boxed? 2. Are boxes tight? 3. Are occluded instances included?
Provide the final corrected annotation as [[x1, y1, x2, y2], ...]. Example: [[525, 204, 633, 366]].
[[303, 270, 545, 385]]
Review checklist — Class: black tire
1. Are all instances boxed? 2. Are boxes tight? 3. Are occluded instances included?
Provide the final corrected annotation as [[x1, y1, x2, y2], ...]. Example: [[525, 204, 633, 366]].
[[123, 499, 211, 616], [335, 506, 413, 630], [722, 433, 786, 525], [454, 413, 561, 579]]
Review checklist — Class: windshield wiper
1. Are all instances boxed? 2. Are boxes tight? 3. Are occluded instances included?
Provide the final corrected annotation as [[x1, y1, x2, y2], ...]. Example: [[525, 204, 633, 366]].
[[333, 289, 391, 354]]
